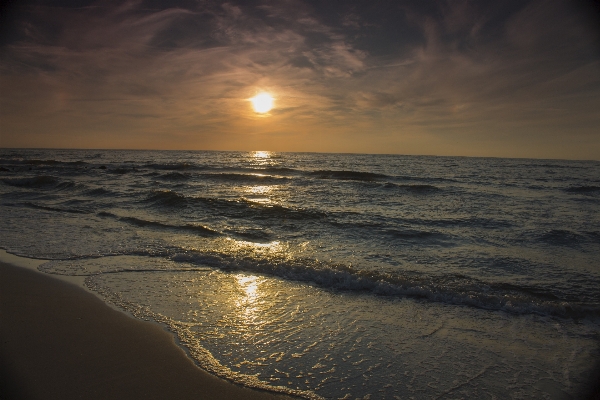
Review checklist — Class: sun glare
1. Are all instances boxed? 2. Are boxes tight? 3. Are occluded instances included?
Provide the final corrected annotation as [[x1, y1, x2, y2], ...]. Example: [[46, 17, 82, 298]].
[[253, 150, 271, 158], [250, 93, 274, 113]]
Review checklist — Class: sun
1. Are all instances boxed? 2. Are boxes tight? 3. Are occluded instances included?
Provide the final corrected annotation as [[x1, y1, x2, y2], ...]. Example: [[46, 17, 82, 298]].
[[250, 93, 274, 113]]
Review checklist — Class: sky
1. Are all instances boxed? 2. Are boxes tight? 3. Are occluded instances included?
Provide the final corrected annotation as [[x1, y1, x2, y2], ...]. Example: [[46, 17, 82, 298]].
[[0, 0, 599, 159]]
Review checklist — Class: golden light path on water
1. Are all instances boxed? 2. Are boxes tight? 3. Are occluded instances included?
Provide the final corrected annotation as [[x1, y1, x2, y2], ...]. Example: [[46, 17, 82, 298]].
[[235, 275, 262, 324], [244, 185, 273, 204], [252, 150, 272, 160], [241, 151, 279, 204]]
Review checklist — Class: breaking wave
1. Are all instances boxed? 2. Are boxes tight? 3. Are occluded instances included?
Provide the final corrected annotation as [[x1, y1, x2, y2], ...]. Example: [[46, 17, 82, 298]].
[[41, 250, 599, 320], [168, 250, 600, 319]]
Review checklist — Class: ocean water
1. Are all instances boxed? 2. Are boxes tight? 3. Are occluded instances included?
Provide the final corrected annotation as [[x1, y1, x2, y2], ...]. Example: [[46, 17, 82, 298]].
[[1, 148, 599, 399]]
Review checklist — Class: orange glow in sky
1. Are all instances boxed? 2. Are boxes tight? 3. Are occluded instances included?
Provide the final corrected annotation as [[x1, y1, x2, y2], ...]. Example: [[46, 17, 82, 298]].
[[0, 0, 598, 159]]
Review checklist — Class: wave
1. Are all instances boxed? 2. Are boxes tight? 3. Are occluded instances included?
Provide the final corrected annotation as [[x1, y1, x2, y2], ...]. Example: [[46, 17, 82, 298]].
[[565, 185, 600, 193], [307, 170, 388, 181], [39, 257, 214, 276], [256, 167, 298, 174], [395, 175, 457, 183], [169, 250, 599, 319], [383, 228, 445, 240], [9, 178, 83, 192], [144, 190, 189, 207], [157, 172, 193, 181], [540, 229, 600, 246], [1, 176, 88, 193], [227, 199, 327, 220], [215, 166, 299, 175], [21, 202, 90, 214], [383, 183, 441, 192], [97, 212, 221, 237], [224, 227, 273, 242], [40, 248, 600, 319], [107, 167, 132, 174], [400, 216, 513, 229], [29, 246, 600, 320], [55, 181, 79, 191], [328, 217, 449, 242], [0, 158, 88, 167], [533, 162, 584, 169], [397, 184, 440, 192], [146, 162, 206, 171], [3, 201, 89, 214], [143, 190, 327, 220], [31, 159, 88, 166], [2, 176, 61, 188], [0, 157, 21, 164], [199, 173, 290, 183], [82, 187, 115, 197], [143, 190, 507, 232], [451, 217, 512, 229], [208, 167, 409, 182]]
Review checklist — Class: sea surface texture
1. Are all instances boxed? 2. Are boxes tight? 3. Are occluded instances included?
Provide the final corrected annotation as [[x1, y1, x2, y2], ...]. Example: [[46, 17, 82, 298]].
[[1, 149, 599, 399]]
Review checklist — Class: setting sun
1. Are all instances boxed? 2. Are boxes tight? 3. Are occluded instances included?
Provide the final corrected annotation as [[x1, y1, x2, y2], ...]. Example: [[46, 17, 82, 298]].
[[250, 93, 274, 113]]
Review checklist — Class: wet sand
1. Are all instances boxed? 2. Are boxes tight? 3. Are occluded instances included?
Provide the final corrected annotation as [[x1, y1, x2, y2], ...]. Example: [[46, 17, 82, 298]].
[[0, 261, 295, 400]]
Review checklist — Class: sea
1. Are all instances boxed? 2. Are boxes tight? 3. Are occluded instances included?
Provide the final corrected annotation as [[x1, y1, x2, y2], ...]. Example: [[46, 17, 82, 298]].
[[1, 148, 599, 399]]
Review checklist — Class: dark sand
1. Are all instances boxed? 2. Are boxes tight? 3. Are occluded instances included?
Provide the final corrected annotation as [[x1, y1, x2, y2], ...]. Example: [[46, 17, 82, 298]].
[[0, 261, 296, 400]]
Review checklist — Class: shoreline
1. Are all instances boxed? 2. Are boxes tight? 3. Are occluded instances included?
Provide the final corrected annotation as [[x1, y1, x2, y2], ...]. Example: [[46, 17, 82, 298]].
[[1, 250, 599, 400], [0, 257, 296, 400]]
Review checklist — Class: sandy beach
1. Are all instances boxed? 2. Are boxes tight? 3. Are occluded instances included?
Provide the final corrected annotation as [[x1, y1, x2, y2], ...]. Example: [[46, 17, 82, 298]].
[[0, 260, 295, 400]]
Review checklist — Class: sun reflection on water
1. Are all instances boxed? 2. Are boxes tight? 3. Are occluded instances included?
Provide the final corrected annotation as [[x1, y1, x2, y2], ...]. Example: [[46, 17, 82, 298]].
[[227, 237, 282, 250], [253, 151, 271, 158], [250, 151, 276, 167], [224, 241, 283, 325], [236, 275, 259, 301], [248, 185, 272, 195], [243, 184, 275, 205], [234, 274, 266, 325]]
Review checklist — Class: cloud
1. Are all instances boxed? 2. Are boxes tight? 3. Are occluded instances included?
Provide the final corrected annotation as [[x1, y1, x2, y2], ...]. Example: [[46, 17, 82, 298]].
[[0, 0, 598, 158]]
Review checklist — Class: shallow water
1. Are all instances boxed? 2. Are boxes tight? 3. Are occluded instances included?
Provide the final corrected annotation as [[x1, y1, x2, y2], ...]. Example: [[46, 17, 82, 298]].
[[1, 149, 599, 398]]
